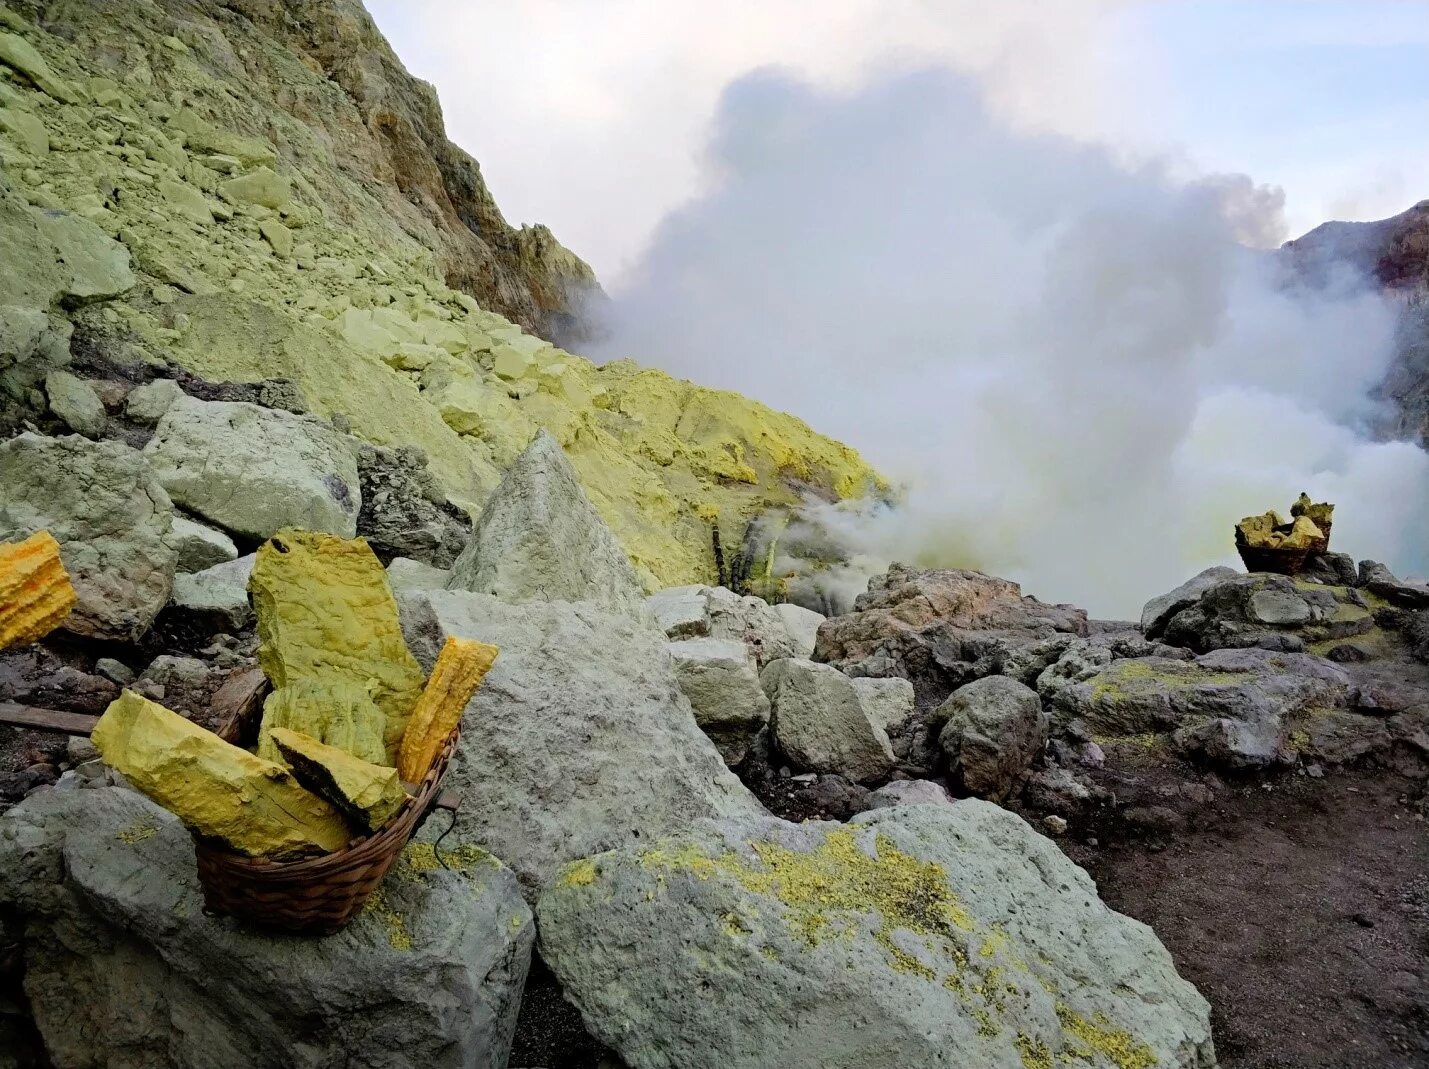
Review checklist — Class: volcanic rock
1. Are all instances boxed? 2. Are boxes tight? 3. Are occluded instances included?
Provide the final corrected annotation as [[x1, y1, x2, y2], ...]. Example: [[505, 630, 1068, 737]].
[[404, 589, 762, 898], [762, 657, 896, 784], [667, 637, 771, 765], [814, 564, 1087, 693], [355, 442, 470, 567], [447, 431, 649, 621], [0, 433, 175, 641], [0, 787, 532, 1069], [936, 676, 1048, 801], [168, 514, 238, 573], [144, 397, 361, 540], [1141, 565, 1240, 640], [1161, 573, 1374, 653], [537, 802, 1215, 1069]]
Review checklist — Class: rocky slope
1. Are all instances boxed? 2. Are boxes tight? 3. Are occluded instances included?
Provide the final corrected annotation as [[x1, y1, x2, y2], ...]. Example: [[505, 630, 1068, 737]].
[[0, 0, 879, 590], [1281, 199, 1429, 446]]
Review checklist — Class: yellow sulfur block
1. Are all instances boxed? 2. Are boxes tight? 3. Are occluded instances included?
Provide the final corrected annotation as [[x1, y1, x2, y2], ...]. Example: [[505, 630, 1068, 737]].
[[93, 690, 353, 859], [397, 635, 499, 782], [270, 727, 409, 835], [0, 531, 77, 649]]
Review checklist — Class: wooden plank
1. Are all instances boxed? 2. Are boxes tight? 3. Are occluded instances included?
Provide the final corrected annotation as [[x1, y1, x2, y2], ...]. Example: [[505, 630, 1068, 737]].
[[0, 702, 99, 736]]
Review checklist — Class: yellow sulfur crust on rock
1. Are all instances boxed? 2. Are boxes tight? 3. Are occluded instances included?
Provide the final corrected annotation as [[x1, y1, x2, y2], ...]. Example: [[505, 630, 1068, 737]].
[[0, 531, 77, 650], [92, 690, 352, 859], [270, 727, 409, 835], [398, 635, 499, 782]]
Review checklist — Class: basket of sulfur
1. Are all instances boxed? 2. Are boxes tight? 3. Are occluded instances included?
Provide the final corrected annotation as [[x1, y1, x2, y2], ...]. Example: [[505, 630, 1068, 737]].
[[1234, 494, 1334, 577], [91, 530, 499, 935]]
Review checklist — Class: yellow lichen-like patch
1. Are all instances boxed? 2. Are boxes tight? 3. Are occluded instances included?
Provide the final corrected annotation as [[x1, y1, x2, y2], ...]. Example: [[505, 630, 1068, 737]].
[[1015, 1033, 1055, 1069], [0, 530, 76, 649], [363, 885, 413, 951], [559, 858, 601, 888], [640, 828, 975, 980], [116, 822, 156, 845], [401, 841, 495, 876], [1056, 1005, 1158, 1069], [397, 635, 499, 782]]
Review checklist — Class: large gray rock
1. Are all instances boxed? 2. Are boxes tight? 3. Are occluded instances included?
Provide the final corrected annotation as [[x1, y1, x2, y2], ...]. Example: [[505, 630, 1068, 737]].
[[814, 564, 1087, 690], [355, 443, 470, 567], [0, 433, 175, 641], [762, 657, 895, 784], [143, 396, 360, 540], [1046, 647, 1356, 769], [667, 637, 771, 765], [865, 778, 953, 809], [407, 590, 762, 898], [1161, 573, 1373, 653], [446, 431, 648, 620], [32, 208, 134, 304], [937, 676, 1048, 801], [168, 513, 238, 572], [167, 553, 255, 632], [1357, 560, 1429, 610], [1141, 566, 1240, 639], [851, 676, 915, 735], [647, 585, 800, 667], [538, 802, 1216, 1069], [43, 370, 104, 436], [773, 601, 824, 657], [0, 787, 532, 1069], [123, 378, 184, 425]]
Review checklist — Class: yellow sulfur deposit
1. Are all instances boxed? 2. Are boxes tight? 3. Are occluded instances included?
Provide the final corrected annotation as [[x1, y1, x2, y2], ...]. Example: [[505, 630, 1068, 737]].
[[256, 680, 388, 766], [270, 727, 409, 835], [397, 636, 499, 782], [1235, 511, 1323, 551], [0, 531, 77, 649], [249, 530, 426, 762], [1290, 492, 1334, 531], [92, 691, 352, 859]]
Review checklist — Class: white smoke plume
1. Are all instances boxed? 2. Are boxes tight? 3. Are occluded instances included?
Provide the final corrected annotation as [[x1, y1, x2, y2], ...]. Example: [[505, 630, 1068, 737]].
[[592, 68, 1429, 618]]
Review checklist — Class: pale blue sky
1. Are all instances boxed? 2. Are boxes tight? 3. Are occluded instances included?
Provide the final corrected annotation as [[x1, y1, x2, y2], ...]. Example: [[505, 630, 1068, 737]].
[[369, 1, 1429, 281]]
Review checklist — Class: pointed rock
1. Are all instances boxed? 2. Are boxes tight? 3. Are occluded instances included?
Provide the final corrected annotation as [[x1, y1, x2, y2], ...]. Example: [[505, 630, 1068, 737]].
[[446, 430, 648, 619]]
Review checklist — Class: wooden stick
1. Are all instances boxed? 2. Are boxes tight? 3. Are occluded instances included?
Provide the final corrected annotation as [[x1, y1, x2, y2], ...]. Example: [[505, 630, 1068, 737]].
[[0, 702, 99, 736]]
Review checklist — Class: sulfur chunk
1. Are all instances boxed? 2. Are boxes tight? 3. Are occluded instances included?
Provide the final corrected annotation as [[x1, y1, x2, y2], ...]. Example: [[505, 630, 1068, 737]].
[[1236, 510, 1322, 551], [256, 679, 387, 765], [92, 690, 352, 859], [249, 530, 426, 762], [270, 727, 408, 834], [0, 530, 76, 649], [398, 635, 499, 782]]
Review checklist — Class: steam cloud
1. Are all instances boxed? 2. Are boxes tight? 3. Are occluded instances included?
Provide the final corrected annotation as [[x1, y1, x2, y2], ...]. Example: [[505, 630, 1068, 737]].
[[592, 68, 1429, 618]]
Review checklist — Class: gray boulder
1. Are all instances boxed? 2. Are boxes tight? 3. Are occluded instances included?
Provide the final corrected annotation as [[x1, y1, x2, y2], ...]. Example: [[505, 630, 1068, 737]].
[[406, 590, 762, 898], [167, 553, 255, 632], [355, 443, 470, 567], [851, 676, 915, 735], [762, 657, 895, 784], [814, 564, 1087, 689], [1141, 566, 1240, 639], [936, 676, 1048, 801], [1357, 559, 1429, 610], [43, 370, 104, 436], [123, 378, 184, 424], [168, 513, 238, 573], [386, 556, 453, 592], [0, 787, 532, 1069], [647, 584, 800, 667], [865, 778, 953, 809], [1046, 647, 1355, 769], [32, 208, 134, 304], [773, 601, 825, 657], [446, 430, 648, 620], [1161, 573, 1373, 653], [537, 802, 1215, 1069], [667, 637, 771, 765], [0, 433, 175, 641], [143, 396, 360, 540]]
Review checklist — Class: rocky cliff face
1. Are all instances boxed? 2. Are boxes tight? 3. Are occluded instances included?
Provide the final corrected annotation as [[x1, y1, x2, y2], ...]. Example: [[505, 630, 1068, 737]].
[[0, 0, 879, 589], [1281, 200, 1429, 446]]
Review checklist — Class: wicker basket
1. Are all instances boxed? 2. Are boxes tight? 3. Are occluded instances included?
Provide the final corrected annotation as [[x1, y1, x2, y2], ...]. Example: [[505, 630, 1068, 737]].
[[195, 699, 459, 935], [1306, 519, 1333, 555], [1236, 542, 1311, 577]]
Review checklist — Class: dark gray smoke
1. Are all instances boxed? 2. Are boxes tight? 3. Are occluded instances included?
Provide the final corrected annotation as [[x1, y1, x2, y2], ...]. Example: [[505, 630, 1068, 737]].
[[594, 68, 1428, 617]]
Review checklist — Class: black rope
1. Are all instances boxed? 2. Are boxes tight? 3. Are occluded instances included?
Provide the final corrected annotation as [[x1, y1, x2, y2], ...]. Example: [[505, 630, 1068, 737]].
[[431, 806, 459, 871]]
